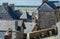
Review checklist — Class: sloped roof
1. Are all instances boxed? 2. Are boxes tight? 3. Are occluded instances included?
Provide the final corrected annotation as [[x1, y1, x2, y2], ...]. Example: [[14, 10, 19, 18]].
[[0, 20, 26, 32], [49, 1, 59, 3], [20, 11, 32, 19], [15, 10, 22, 16], [0, 6, 7, 13], [8, 6, 20, 20], [55, 2, 60, 7], [0, 5, 21, 20], [0, 20, 15, 31], [0, 4, 32, 20], [38, 3, 55, 11], [26, 11, 32, 19], [24, 22, 36, 33], [47, 1, 57, 9], [0, 6, 13, 20], [20, 12, 27, 19], [38, 1, 59, 10]]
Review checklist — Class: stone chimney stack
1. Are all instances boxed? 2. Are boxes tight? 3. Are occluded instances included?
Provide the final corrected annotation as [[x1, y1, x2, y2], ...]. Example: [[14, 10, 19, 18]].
[[5, 28, 12, 39], [9, 4, 15, 10], [2, 3, 8, 11], [43, 0, 48, 3]]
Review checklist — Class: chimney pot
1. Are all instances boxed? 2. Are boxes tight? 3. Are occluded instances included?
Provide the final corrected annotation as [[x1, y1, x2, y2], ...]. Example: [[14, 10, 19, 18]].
[[43, 0, 48, 3], [10, 4, 15, 10], [2, 3, 8, 11]]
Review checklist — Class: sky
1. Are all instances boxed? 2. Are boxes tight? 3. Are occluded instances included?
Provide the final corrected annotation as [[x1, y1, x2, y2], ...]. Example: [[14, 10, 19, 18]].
[[0, 0, 59, 6]]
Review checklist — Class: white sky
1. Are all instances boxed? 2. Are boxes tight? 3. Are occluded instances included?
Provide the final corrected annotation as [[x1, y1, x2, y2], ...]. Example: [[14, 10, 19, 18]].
[[0, 0, 59, 6]]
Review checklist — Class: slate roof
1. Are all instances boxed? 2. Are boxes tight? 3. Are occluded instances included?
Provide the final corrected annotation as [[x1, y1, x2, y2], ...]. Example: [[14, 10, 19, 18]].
[[8, 6, 20, 20], [38, 1, 59, 10], [0, 20, 15, 31], [0, 5, 22, 20], [0, 4, 33, 20], [20, 12, 27, 19], [0, 6, 13, 20], [0, 20, 26, 32], [0, 6, 7, 13], [47, 1, 57, 9], [49, 1, 59, 3], [55, 2, 60, 7], [26, 11, 32, 19], [38, 3, 55, 12], [20, 11, 32, 19], [15, 10, 22, 16], [24, 22, 36, 33]]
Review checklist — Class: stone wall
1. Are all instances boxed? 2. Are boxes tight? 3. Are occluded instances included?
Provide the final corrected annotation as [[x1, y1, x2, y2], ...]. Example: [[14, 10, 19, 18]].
[[38, 11, 56, 29]]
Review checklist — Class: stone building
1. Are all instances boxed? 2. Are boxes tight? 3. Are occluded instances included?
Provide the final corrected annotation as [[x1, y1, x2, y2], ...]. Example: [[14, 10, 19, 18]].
[[0, 3, 33, 21], [0, 3, 21, 20], [37, 0, 58, 29], [55, 3, 60, 21]]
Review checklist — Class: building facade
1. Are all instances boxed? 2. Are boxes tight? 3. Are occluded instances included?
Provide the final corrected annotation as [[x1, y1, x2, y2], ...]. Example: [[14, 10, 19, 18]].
[[38, 0, 56, 29]]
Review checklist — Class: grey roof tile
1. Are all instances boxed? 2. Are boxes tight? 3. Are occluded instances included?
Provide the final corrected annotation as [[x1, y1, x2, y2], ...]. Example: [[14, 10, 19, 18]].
[[24, 22, 36, 33], [38, 3, 55, 12]]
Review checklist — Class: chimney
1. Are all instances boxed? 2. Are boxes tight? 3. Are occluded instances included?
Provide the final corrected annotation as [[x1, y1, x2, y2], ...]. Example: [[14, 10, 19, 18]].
[[5, 31, 9, 39], [8, 28, 12, 39], [5, 28, 12, 39], [15, 20, 18, 30], [43, 0, 48, 3], [9, 4, 15, 10], [2, 3, 8, 11]]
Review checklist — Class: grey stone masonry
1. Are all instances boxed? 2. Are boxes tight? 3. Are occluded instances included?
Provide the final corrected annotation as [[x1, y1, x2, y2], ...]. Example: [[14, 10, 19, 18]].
[[38, 12, 56, 29]]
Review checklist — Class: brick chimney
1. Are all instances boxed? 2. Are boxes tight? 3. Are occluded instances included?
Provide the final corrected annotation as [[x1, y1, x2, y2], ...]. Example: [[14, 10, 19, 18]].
[[2, 3, 8, 11], [43, 0, 48, 3], [9, 4, 15, 10]]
